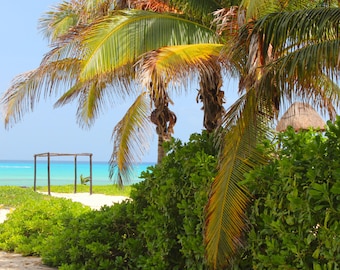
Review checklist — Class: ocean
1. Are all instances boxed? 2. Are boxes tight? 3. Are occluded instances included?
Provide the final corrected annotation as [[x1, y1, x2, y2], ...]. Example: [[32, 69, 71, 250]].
[[0, 160, 155, 186]]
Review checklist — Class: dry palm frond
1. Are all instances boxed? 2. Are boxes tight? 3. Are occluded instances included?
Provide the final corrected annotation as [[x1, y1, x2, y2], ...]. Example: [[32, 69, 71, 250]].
[[132, 0, 182, 13], [205, 89, 272, 269], [109, 92, 153, 185]]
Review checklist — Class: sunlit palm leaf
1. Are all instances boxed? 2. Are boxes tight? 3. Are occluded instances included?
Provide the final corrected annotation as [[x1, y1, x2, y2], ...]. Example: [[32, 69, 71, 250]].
[[78, 9, 218, 81], [109, 92, 153, 185], [205, 89, 271, 269], [138, 43, 225, 88]]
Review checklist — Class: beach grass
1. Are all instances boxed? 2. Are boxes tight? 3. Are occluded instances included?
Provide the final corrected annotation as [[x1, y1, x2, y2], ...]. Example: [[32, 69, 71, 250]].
[[35, 184, 133, 197], [0, 186, 45, 207], [0, 185, 133, 208]]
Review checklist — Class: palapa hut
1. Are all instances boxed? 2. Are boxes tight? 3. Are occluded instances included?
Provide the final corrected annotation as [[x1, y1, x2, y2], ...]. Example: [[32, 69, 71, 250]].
[[276, 102, 326, 132]]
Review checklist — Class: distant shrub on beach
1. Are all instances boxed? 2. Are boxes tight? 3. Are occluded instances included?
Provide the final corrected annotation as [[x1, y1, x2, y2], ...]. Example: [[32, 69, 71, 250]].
[[0, 196, 90, 255], [42, 202, 139, 269]]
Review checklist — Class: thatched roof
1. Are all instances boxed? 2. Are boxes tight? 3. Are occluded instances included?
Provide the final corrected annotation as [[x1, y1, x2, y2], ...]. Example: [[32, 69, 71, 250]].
[[276, 102, 326, 132]]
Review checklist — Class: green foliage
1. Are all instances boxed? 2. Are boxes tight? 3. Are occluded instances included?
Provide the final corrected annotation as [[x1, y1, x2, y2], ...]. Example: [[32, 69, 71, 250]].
[[0, 187, 44, 207], [0, 131, 218, 269], [0, 196, 90, 255], [80, 174, 91, 185], [42, 202, 140, 269], [236, 119, 340, 269], [131, 131, 218, 269], [35, 184, 133, 197], [5, 124, 340, 269]]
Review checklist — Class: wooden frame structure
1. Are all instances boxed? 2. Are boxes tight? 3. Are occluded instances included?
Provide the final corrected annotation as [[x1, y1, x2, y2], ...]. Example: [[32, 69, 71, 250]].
[[34, 152, 93, 195]]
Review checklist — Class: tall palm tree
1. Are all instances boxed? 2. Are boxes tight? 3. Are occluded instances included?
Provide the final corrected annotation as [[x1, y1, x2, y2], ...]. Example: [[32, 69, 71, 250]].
[[136, 0, 340, 268], [1, 0, 221, 183], [4, 0, 339, 268]]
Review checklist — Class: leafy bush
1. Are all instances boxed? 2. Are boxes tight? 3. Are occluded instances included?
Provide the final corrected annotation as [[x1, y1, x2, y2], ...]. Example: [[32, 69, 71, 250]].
[[0, 131, 218, 269], [239, 120, 340, 269], [0, 196, 90, 255], [42, 202, 140, 270], [0, 186, 44, 207], [131, 131, 218, 269]]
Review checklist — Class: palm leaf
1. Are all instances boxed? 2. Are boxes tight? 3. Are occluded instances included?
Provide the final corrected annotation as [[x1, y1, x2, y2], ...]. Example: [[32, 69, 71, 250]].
[[109, 92, 153, 185], [253, 8, 340, 56], [137, 43, 225, 88], [205, 89, 271, 269], [39, 1, 80, 42], [169, 0, 222, 24], [78, 9, 218, 81], [1, 58, 81, 127], [262, 40, 340, 82]]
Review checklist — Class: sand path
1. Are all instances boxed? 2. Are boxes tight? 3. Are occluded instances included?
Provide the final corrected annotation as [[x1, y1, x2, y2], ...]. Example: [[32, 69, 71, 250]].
[[0, 193, 129, 269]]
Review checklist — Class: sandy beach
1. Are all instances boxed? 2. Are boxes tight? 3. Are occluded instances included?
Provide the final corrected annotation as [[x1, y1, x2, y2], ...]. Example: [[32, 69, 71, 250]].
[[0, 192, 129, 269]]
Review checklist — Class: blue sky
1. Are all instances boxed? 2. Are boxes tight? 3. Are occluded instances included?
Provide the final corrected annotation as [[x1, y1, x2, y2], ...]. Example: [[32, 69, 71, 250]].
[[0, 1, 238, 163]]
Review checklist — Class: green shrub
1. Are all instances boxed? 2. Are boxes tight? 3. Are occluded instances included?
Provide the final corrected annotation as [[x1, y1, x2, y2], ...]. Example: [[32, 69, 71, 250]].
[[238, 120, 340, 269], [0, 186, 44, 207], [131, 131, 218, 269], [0, 131, 218, 269], [42, 202, 140, 269], [0, 197, 90, 255]]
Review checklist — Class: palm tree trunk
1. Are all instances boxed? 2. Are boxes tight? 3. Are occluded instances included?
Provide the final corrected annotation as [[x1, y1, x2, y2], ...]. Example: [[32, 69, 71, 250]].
[[197, 64, 224, 132], [157, 134, 165, 163], [150, 87, 177, 164]]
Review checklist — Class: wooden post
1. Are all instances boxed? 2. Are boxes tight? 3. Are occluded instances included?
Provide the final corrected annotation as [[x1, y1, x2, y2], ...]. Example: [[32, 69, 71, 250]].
[[34, 155, 37, 191], [74, 155, 77, 194], [47, 152, 51, 195], [90, 154, 93, 195]]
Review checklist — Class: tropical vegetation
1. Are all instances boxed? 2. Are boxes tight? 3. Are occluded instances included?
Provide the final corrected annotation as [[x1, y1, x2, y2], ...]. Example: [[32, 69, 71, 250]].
[[0, 131, 218, 269], [2, 124, 340, 268], [2, 0, 340, 268]]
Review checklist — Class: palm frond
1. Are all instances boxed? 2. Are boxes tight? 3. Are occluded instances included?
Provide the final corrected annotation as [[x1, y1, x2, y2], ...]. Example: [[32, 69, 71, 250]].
[[131, 0, 182, 13], [1, 58, 81, 127], [168, 0, 222, 24], [109, 92, 153, 185], [263, 40, 340, 82], [258, 69, 340, 121], [137, 43, 225, 89], [205, 89, 271, 269], [78, 9, 218, 81], [39, 1, 80, 42], [253, 8, 340, 55], [240, 0, 320, 20]]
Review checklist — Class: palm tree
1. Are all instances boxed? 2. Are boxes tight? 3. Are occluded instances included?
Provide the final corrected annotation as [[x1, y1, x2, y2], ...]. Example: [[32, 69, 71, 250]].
[[0, 0, 221, 184], [136, 0, 340, 268], [4, 0, 339, 268]]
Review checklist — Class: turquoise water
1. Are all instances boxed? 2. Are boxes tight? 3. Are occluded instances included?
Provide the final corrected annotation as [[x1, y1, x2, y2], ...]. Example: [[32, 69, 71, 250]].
[[0, 160, 155, 186]]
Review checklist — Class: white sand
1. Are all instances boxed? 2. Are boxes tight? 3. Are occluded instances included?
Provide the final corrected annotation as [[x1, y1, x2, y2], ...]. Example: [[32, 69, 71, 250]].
[[38, 192, 129, 210], [0, 209, 11, 224]]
